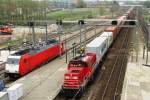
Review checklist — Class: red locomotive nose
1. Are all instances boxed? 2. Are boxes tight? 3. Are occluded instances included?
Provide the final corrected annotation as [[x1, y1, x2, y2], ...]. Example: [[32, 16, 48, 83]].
[[63, 53, 97, 92]]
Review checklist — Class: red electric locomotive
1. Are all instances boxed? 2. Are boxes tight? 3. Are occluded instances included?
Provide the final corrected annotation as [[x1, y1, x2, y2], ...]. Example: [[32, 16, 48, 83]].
[[5, 39, 64, 77]]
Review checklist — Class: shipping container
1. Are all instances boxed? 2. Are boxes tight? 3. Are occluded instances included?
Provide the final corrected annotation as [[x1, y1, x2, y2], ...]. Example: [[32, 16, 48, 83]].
[[105, 26, 119, 39], [100, 32, 113, 47], [86, 35, 108, 62]]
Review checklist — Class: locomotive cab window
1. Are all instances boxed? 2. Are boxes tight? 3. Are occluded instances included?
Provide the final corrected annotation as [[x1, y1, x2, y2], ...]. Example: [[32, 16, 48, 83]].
[[7, 58, 19, 65], [69, 61, 87, 67]]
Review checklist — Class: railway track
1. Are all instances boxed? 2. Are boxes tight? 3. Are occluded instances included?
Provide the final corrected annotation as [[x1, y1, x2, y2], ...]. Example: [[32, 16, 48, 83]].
[[0, 25, 93, 51], [49, 26, 94, 40], [99, 28, 131, 100], [81, 27, 133, 100], [65, 26, 104, 54]]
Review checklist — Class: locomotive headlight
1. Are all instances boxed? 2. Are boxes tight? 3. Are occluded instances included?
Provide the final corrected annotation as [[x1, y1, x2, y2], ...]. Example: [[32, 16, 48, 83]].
[[72, 76, 78, 80], [65, 76, 70, 79]]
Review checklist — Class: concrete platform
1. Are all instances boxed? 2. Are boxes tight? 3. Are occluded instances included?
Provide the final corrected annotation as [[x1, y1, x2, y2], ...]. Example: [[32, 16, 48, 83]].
[[121, 42, 150, 99], [10, 56, 68, 100]]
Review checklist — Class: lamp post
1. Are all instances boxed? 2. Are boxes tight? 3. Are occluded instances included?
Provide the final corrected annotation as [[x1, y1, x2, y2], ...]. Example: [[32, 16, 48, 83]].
[[72, 43, 76, 59], [28, 21, 36, 48], [56, 20, 63, 58], [78, 20, 85, 47]]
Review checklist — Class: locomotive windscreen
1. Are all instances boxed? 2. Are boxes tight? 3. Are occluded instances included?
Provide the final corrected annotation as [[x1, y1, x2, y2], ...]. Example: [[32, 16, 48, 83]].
[[13, 49, 29, 56], [69, 60, 87, 67], [7, 58, 19, 65]]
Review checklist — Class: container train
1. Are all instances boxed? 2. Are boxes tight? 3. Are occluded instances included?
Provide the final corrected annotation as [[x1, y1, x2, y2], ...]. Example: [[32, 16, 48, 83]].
[[5, 39, 64, 77], [62, 7, 135, 96]]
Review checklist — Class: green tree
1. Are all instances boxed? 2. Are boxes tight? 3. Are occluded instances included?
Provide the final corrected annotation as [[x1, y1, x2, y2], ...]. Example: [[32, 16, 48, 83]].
[[0, 0, 49, 25]]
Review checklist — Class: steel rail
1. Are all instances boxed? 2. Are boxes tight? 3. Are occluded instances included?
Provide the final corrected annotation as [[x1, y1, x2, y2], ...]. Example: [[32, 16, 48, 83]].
[[101, 28, 130, 100]]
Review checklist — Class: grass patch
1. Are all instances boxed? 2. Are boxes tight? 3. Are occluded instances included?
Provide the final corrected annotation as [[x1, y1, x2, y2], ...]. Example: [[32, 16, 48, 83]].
[[47, 8, 110, 21], [0, 38, 23, 48]]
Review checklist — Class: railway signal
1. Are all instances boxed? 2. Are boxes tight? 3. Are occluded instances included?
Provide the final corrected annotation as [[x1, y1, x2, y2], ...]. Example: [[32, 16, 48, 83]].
[[78, 20, 85, 25], [129, 20, 136, 25], [61, 19, 137, 28], [111, 20, 118, 25], [56, 20, 63, 26]]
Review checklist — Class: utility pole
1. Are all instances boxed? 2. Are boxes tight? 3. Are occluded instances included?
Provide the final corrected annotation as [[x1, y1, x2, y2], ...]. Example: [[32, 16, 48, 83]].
[[112, 1, 114, 18], [56, 20, 63, 58], [65, 32, 68, 63], [28, 22, 36, 48], [32, 24, 36, 48], [146, 22, 150, 64], [45, 22, 48, 44], [97, 0, 100, 16], [72, 43, 76, 59], [78, 20, 85, 47], [44, 0, 48, 45]]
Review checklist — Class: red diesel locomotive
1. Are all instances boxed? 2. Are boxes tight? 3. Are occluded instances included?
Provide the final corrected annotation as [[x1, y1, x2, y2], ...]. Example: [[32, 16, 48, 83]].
[[63, 53, 97, 95]]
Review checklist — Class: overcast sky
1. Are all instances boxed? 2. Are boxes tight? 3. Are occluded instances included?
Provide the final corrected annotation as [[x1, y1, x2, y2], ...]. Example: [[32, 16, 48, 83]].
[[84, 0, 147, 1]]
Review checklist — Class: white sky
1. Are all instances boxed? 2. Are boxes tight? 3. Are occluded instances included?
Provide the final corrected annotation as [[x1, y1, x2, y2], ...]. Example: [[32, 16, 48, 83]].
[[84, 0, 148, 1]]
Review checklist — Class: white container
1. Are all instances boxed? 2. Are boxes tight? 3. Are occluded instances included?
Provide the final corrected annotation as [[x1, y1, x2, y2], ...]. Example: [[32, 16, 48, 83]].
[[0, 92, 9, 100], [86, 32, 113, 62], [100, 32, 113, 47], [7, 83, 23, 100]]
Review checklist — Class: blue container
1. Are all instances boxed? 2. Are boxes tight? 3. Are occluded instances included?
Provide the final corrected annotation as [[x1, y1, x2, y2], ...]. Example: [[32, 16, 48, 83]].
[[0, 80, 5, 91]]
